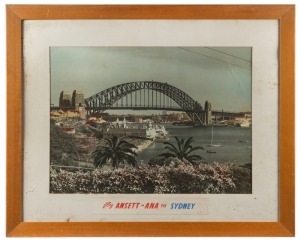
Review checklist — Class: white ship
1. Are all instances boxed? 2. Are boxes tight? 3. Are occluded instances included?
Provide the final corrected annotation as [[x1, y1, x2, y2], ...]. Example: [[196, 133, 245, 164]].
[[237, 114, 252, 128], [146, 122, 169, 140], [239, 119, 252, 128]]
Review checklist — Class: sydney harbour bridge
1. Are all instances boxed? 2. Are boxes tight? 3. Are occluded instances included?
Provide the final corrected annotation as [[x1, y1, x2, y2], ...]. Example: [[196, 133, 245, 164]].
[[84, 81, 211, 125], [55, 81, 241, 126]]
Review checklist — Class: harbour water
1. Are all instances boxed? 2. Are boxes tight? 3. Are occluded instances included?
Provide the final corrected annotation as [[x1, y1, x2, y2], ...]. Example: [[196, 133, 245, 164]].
[[138, 125, 252, 166]]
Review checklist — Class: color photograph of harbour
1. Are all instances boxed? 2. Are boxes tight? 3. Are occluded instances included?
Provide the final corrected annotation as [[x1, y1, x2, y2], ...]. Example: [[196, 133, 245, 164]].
[[50, 47, 252, 194]]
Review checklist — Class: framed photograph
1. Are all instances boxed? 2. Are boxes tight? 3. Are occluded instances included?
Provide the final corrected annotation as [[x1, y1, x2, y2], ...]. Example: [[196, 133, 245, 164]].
[[6, 5, 295, 236]]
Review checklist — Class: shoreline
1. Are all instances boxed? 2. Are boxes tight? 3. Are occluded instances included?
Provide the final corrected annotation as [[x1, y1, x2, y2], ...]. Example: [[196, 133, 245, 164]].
[[135, 139, 153, 153]]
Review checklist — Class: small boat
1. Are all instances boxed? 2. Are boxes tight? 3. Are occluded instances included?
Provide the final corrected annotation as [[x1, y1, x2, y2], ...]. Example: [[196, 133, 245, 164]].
[[207, 125, 221, 147], [207, 150, 216, 154], [208, 143, 221, 147], [240, 120, 251, 128], [239, 139, 248, 143]]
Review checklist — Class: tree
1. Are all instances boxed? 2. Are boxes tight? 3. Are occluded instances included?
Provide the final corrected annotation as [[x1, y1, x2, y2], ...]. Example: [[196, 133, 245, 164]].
[[151, 115, 162, 123], [50, 122, 81, 167], [159, 136, 204, 165], [92, 135, 138, 169]]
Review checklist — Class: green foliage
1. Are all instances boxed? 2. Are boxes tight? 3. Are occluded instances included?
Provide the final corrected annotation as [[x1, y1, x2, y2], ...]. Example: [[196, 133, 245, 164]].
[[151, 115, 162, 123], [50, 162, 252, 194], [50, 122, 82, 166], [159, 136, 204, 165], [229, 165, 252, 193], [77, 125, 93, 134], [148, 156, 185, 167], [92, 134, 138, 169]]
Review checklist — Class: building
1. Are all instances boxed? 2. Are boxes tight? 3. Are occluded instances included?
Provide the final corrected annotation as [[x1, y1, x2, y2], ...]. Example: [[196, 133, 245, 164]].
[[50, 109, 82, 121], [61, 127, 75, 135], [50, 109, 67, 121], [135, 117, 143, 123], [87, 116, 106, 124]]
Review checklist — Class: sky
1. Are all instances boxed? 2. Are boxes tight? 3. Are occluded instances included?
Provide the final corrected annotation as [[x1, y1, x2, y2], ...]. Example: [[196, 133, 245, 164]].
[[50, 47, 251, 113]]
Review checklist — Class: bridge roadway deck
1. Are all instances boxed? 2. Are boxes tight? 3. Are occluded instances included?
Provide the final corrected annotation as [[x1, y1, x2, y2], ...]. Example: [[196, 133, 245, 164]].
[[50, 106, 244, 117]]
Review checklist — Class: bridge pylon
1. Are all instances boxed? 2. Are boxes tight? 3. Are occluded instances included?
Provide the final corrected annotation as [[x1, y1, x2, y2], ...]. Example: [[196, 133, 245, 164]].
[[189, 100, 212, 126], [189, 110, 212, 126]]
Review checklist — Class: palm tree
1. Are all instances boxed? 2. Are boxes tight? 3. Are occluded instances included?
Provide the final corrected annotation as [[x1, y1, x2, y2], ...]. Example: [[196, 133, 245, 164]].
[[91, 135, 138, 169], [159, 136, 204, 165]]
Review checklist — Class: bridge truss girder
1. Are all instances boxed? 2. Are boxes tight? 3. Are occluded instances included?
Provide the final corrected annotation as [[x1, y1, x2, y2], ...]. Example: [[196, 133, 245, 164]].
[[85, 81, 208, 125]]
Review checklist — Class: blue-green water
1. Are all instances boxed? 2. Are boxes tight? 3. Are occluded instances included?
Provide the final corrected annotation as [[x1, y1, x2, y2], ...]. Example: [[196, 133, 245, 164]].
[[138, 126, 252, 166]]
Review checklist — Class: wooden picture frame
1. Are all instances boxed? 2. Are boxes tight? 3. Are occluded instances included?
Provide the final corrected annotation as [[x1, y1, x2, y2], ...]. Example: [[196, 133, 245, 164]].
[[6, 5, 295, 237]]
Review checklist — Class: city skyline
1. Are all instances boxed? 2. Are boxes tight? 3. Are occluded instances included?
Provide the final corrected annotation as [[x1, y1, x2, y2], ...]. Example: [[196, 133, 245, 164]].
[[50, 47, 252, 113]]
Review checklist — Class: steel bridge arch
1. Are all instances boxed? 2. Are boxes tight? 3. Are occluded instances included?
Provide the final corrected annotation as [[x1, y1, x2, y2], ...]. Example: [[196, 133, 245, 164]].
[[85, 81, 198, 112], [85, 81, 207, 124]]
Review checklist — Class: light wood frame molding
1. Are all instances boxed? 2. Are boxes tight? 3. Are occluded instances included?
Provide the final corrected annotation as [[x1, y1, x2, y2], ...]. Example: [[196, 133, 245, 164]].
[[6, 5, 295, 237]]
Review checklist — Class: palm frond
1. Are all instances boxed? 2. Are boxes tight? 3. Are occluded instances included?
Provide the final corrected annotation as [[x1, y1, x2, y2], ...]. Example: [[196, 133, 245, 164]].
[[174, 136, 183, 154], [92, 134, 138, 169], [94, 155, 108, 168], [164, 146, 180, 156], [122, 153, 138, 167], [118, 140, 137, 149], [163, 142, 180, 155], [182, 137, 194, 152], [185, 136, 195, 146], [160, 136, 205, 165], [120, 148, 138, 156], [186, 154, 204, 160], [185, 146, 204, 155]]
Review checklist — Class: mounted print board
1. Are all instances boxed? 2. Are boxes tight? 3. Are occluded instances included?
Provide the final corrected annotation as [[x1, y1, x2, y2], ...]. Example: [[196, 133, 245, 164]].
[[6, 5, 295, 237]]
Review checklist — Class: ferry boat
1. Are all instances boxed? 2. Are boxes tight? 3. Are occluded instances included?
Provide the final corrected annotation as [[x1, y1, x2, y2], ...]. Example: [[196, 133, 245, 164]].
[[239, 119, 252, 127], [146, 122, 169, 140]]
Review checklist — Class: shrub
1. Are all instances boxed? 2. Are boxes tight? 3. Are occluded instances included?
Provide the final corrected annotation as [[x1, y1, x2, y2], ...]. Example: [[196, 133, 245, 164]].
[[50, 162, 251, 194], [50, 122, 83, 166]]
